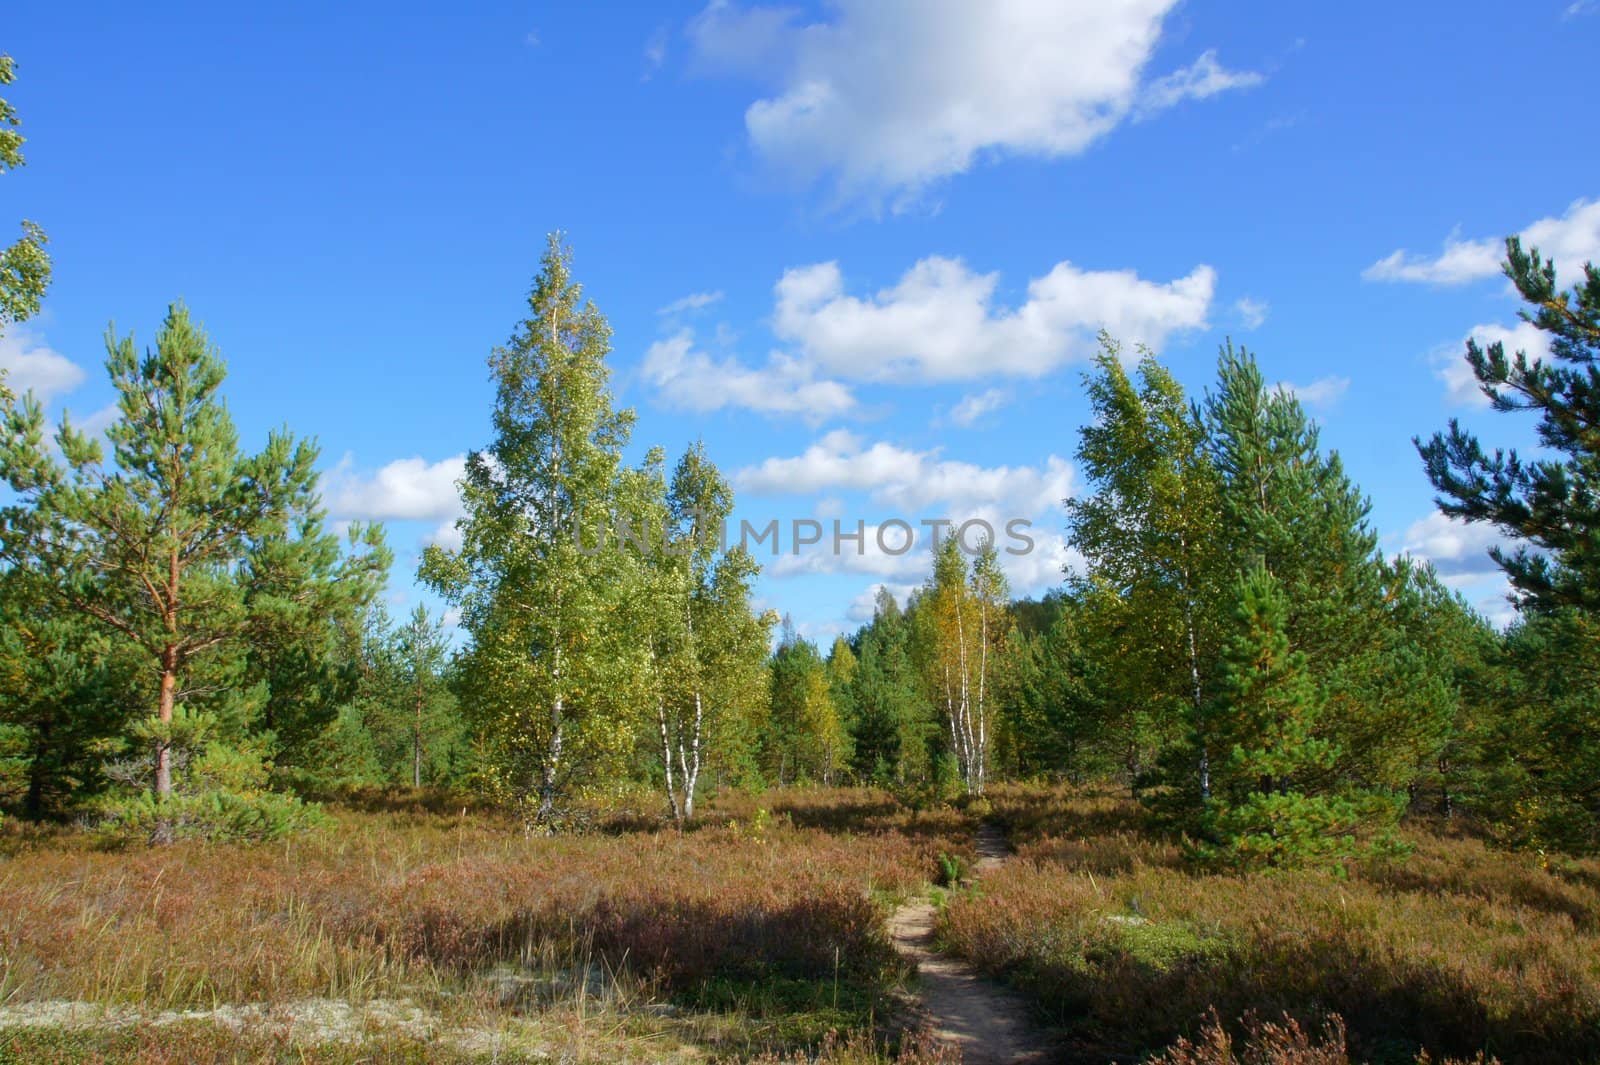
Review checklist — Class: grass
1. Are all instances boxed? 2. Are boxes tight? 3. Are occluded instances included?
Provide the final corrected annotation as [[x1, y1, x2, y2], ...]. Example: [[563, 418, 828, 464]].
[[0, 787, 971, 1062], [938, 784, 1600, 1064], [4, 783, 1591, 1063]]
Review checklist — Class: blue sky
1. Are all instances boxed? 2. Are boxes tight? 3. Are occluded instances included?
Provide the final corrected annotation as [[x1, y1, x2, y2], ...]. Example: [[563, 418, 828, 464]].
[[5, 1, 1598, 640]]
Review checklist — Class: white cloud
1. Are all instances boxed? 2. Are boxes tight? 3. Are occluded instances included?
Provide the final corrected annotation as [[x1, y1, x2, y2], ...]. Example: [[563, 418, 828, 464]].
[[774, 255, 1214, 383], [1276, 375, 1349, 409], [737, 429, 1072, 513], [689, 0, 1260, 204], [326, 453, 467, 522], [1234, 296, 1268, 330], [1364, 198, 1600, 285], [687, 0, 801, 77], [1137, 49, 1264, 118], [735, 430, 1074, 593], [948, 387, 1010, 427], [657, 290, 725, 315], [0, 324, 85, 401], [1400, 511, 1510, 587], [642, 330, 856, 422], [1434, 320, 1551, 408]]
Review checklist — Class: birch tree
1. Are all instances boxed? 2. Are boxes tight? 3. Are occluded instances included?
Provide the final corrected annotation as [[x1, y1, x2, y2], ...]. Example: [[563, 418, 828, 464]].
[[0, 54, 50, 331], [921, 534, 1004, 796], [421, 234, 636, 824], [645, 442, 769, 823], [1066, 337, 1222, 799]]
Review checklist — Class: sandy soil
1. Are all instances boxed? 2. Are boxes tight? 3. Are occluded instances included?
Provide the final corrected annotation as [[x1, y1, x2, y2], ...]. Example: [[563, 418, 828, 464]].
[[887, 822, 1058, 1064]]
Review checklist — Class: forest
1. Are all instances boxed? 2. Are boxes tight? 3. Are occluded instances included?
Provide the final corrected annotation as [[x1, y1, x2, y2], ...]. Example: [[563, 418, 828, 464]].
[[4, 39, 1600, 1065]]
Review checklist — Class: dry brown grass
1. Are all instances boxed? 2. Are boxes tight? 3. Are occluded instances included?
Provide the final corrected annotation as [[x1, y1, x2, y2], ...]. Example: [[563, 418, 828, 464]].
[[939, 785, 1600, 1064], [0, 788, 973, 1062]]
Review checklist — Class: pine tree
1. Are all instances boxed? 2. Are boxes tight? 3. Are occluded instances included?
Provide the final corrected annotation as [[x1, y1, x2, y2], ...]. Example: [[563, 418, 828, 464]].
[[420, 234, 637, 824], [1204, 343, 1384, 670], [0, 568, 139, 817], [1200, 567, 1369, 869], [0, 304, 366, 835], [239, 499, 389, 765], [1417, 237, 1600, 611], [383, 606, 459, 788], [994, 606, 1100, 782], [1203, 344, 1402, 804]]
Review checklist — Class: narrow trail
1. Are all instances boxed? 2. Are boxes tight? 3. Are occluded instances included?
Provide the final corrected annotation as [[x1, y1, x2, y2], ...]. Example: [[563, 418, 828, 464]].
[[888, 822, 1055, 1064]]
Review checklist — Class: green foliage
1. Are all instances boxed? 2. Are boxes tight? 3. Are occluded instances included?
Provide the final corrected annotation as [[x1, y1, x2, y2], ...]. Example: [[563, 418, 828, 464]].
[[642, 441, 772, 820], [0, 304, 385, 822], [93, 710, 325, 844], [844, 588, 934, 787], [766, 622, 851, 786], [0, 55, 51, 328], [420, 235, 644, 823], [1418, 237, 1600, 611], [1067, 337, 1222, 794]]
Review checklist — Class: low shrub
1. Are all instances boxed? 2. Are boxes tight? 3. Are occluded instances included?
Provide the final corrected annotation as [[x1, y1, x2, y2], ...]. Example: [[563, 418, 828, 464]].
[[941, 787, 1600, 1064]]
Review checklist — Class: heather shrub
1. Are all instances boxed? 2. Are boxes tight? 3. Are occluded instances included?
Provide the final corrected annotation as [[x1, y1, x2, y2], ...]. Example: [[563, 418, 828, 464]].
[[1146, 1011, 1352, 1065], [941, 788, 1600, 1064], [0, 790, 963, 1022]]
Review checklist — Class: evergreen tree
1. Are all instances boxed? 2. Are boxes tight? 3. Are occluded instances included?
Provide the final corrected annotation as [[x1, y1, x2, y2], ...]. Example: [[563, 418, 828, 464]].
[[1204, 343, 1384, 672], [1417, 238, 1600, 611], [420, 235, 638, 824], [1476, 610, 1600, 852], [846, 589, 931, 786], [0, 568, 139, 816], [377, 606, 460, 788], [1199, 567, 1374, 869], [766, 624, 848, 785], [0, 304, 375, 834], [993, 607, 1100, 782], [1203, 344, 1401, 810], [240, 502, 389, 764]]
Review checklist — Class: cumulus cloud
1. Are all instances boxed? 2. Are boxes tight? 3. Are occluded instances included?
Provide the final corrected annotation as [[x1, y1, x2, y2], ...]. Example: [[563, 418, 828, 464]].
[[1276, 375, 1349, 409], [948, 387, 1010, 427], [773, 255, 1214, 383], [1433, 320, 1551, 408], [688, 0, 1260, 204], [642, 330, 856, 422], [325, 453, 467, 522], [738, 429, 1071, 512], [1400, 511, 1512, 587], [735, 430, 1074, 593], [0, 324, 85, 402], [1364, 198, 1600, 285]]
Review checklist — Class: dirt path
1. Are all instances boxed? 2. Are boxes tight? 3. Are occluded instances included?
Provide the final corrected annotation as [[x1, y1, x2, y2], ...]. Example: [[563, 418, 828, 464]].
[[888, 822, 1055, 1064]]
